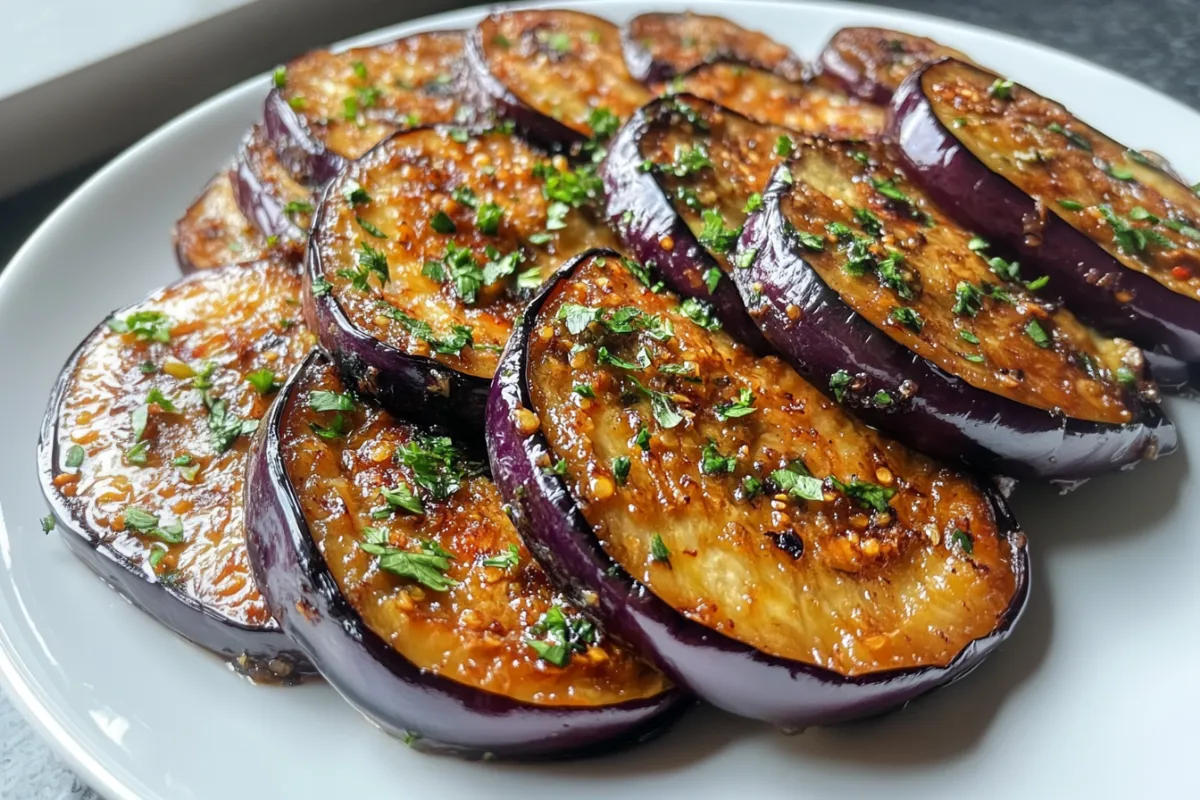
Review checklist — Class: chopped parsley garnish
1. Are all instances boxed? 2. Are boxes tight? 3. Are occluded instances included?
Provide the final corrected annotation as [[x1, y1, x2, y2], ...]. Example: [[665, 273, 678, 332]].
[[587, 106, 620, 139], [107, 310, 172, 343], [634, 426, 651, 451], [1163, 217, 1200, 241], [667, 143, 712, 177], [771, 463, 824, 501], [205, 395, 258, 454], [954, 281, 983, 317], [854, 207, 884, 237], [423, 242, 483, 304], [960, 329, 981, 344], [123, 507, 184, 544], [430, 210, 456, 234], [311, 277, 333, 297], [272, 67, 287, 89], [1057, 199, 1084, 211], [989, 78, 1014, 99], [172, 455, 200, 482], [573, 384, 595, 398], [829, 477, 896, 513], [949, 528, 974, 555], [1046, 122, 1090, 150], [480, 246, 524, 285], [342, 181, 370, 206], [1116, 366, 1138, 387], [381, 305, 474, 356], [612, 456, 631, 485], [526, 605, 596, 668], [283, 200, 314, 218], [139, 361, 156, 374], [475, 202, 504, 235], [482, 544, 520, 570], [40, 516, 55, 533], [351, 60, 368, 80], [876, 251, 914, 299], [829, 369, 853, 402], [534, 161, 603, 208], [1025, 274, 1050, 291], [703, 267, 722, 293], [544, 459, 568, 477], [125, 441, 150, 465], [597, 346, 650, 371], [360, 529, 456, 592], [245, 368, 279, 395], [622, 257, 663, 292], [309, 391, 356, 412], [1097, 204, 1149, 254], [516, 267, 543, 290], [629, 377, 683, 429], [65, 444, 85, 469], [1106, 163, 1136, 182], [735, 247, 758, 269], [890, 306, 924, 332], [795, 228, 825, 252], [873, 390, 894, 406], [396, 434, 479, 501], [714, 387, 756, 420], [451, 185, 477, 208], [698, 209, 741, 253], [679, 297, 722, 330], [650, 534, 671, 563], [356, 216, 387, 239], [743, 192, 763, 213], [556, 303, 673, 341], [775, 135, 794, 157], [380, 483, 424, 515], [358, 241, 390, 284], [700, 440, 736, 475], [1025, 318, 1052, 348]]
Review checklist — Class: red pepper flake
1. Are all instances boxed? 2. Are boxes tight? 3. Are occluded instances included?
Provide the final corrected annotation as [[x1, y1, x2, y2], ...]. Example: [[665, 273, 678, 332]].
[[1171, 265, 1192, 280]]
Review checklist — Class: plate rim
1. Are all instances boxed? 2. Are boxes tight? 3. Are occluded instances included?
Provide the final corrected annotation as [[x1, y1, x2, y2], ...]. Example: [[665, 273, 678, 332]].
[[2, 2, 1197, 797]]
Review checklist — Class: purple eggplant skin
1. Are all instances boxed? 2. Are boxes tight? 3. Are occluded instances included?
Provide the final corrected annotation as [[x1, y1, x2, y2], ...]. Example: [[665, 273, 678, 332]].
[[231, 134, 304, 244], [601, 101, 768, 351], [244, 351, 688, 758], [486, 248, 1030, 728], [303, 178, 489, 434], [461, 24, 583, 153], [263, 89, 348, 189], [890, 59, 1200, 364], [36, 292, 311, 684], [733, 169, 1177, 482]]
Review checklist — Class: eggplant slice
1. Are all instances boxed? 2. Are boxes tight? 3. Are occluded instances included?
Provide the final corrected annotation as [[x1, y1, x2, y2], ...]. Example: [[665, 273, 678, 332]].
[[737, 139, 1174, 480], [307, 124, 615, 430], [603, 94, 791, 345], [38, 259, 315, 679], [467, 9, 652, 149], [892, 59, 1200, 363], [674, 62, 884, 139], [817, 27, 973, 104], [174, 171, 273, 272], [622, 11, 805, 85], [244, 352, 682, 757], [266, 31, 468, 186], [487, 249, 1029, 728], [233, 125, 315, 242]]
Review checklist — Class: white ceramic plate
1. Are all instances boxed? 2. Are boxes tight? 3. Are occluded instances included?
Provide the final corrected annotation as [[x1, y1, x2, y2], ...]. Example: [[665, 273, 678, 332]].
[[2, 1, 1197, 797]]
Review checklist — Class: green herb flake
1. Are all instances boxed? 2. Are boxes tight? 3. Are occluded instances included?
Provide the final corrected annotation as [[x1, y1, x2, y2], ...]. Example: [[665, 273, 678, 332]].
[[475, 202, 504, 235], [587, 106, 620, 139], [573, 384, 595, 398], [890, 306, 924, 332], [743, 192, 763, 213], [40, 515, 55, 533], [828, 369, 852, 402], [771, 466, 824, 501], [650, 533, 671, 563], [679, 297, 722, 330], [634, 426, 651, 451], [123, 507, 185, 544], [714, 387, 756, 420], [65, 444, 85, 469], [988, 78, 1014, 99], [949, 528, 974, 555], [796, 229, 825, 252], [525, 605, 596, 667], [775, 135, 794, 157], [700, 440, 736, 475], [698, 209, 742, 253], [953, 281, 983, 317], [1046, 122, 1091, 151], [360, 536, 456, 592], [703, 267, 722, 294], [245, 368, 279, 395], [107, 310, 173, 343], [960, 329, 981, 344], [380, 483, 425, 515], [272, 67, 287, 89], [396, 434, 479, 501], [612, 456, 632, 485], [430, 210, 457, 234], [1025, 318, 1052, 348], [1057, 199, 1084, 211], [482, 544, 520, 570], [829, 477, 896, 513]]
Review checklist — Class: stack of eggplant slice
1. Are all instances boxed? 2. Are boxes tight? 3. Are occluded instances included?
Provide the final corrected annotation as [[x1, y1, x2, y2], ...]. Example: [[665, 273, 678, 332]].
[[37, 7, 1194, 760]]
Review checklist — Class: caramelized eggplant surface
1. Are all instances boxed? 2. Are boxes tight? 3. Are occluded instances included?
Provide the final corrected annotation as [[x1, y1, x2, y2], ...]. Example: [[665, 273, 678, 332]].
[[234, 125, 315, 241], [266, 31, 467, 185], [893, 59, 1200, 361], [469, 9, 652, 147], [488, 250, 1029, 726], [675, 63, 884, 139], [736, 146, 1175, 479], [818, 27, 972, 103], [308, 125, 614, 428], [245, 353, 681, 756], [602, 94, 788, 343], [38, 259, 314, 676], [174, 172, 271, 272], [622, 12, 805, 84]]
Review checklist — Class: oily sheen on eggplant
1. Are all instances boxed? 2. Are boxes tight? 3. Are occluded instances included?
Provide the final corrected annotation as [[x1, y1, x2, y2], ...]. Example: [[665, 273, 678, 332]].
[[37, 259, 314, 680], [736, 143, 1174, 481], [174, 171, 273, 272], [487, 249, 1029, 728], [306, 124, 615, 430], [244, 352, 682, 758], [673, 62, 884, 139], [466, 9, 652, 150], [891, 59, 1200, 363], [603, 94, 791, 346], [621, 11, 805, 85], [816, 27, 973, 104], [266, 31, 469, 187], [232, 124, 315, 243]]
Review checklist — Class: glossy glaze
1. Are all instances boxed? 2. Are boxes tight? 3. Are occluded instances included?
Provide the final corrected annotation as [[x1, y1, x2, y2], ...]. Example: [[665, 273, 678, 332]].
[[265, 31, 467, 185], [245, 352, 684, 757], [233, 124, 315, 241], [817, 27, 971, 104], [470, 9, 651, 146], [487, 249, 1029, 726], [173, 172, 269, 272], [676, 63, 883, 139], [622, 11, 804, 84]]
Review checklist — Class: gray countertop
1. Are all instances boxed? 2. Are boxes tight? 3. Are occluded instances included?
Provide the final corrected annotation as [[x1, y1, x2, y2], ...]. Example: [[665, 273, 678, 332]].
[[1, 0, 1195, 796]]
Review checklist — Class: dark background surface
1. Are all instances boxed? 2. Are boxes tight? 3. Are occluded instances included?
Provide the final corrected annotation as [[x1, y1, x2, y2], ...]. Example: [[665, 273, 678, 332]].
[[1, 0, 1195, 796]]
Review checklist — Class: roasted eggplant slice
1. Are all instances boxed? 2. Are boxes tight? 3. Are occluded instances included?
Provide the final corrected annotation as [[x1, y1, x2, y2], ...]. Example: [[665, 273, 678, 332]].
[[892, 59, 1200, 363], [622, 12, 805, 84], [244, 352, 682, 757], [307, 125, 615, 430], [674, 62, 884, 139], [817, 27, 972, 104], [488, 249, 1029, 727], [467, 9, 652, 149], [265, 31, 468, 186], [233, 125, 315, 242], [603, 94, 790, 345], [174, 171, 271, 272], [37, 259, 315, 679], [735, 140, 1174, 480]]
